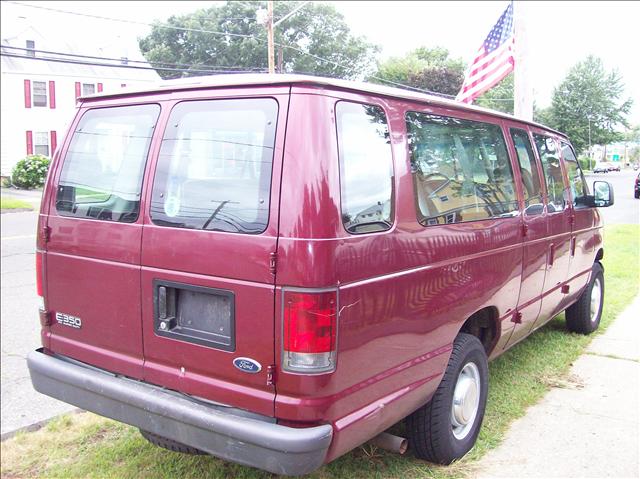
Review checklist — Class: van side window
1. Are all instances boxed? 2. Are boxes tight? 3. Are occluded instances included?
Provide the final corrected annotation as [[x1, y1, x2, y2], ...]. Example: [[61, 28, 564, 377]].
[[56, 104, 160, 223], [336, 102, 394, 234], [510, 128, 544, 214], [533, 134, 565, 212], [406, 112, 519, 226], [561, 142, 590, 207], [150, 99, 278, 234]]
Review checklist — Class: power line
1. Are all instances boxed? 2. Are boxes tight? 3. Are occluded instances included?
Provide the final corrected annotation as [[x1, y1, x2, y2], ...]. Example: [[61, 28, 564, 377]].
[[1, 45, 257, 71], [0, 52, 265, 75], [6, 0, 456, 99]]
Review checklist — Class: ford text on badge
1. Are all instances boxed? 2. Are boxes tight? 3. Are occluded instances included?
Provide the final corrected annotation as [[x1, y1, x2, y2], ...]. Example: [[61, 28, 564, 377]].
[[55, 312, 82, 329]]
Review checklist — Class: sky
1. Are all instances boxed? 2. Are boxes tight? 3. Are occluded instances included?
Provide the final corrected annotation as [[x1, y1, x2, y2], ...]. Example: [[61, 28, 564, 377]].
[[2, 0, 639, 124]]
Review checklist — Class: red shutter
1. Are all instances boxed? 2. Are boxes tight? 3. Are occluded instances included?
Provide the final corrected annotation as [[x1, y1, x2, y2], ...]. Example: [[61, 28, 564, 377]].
[[24, 80, 32, 108], [75, 82, 81, 99], [50, 131, 57, 154], [26, 131, 33, 155], [49, 81, 56, 109], [97, 82, 103, 92]]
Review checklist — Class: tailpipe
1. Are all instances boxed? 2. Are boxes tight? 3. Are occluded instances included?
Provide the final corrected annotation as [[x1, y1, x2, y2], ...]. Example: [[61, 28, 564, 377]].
[[370, 432, 408, 455]]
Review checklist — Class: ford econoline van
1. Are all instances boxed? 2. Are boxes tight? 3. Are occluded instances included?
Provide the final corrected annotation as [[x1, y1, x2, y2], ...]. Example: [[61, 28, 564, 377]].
[[28, 74, 614, 475]]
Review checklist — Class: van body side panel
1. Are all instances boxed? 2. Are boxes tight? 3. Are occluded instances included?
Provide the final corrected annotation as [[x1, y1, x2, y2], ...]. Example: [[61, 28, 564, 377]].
[[139, 88, 290, 416], [276, 90, 522, 460]]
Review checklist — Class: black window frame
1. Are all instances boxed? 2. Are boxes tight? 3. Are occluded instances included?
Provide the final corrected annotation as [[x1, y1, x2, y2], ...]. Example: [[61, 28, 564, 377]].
[[406, 111, 520, 227], [335, 100, 395, 235], [149, 97, 279, 235]]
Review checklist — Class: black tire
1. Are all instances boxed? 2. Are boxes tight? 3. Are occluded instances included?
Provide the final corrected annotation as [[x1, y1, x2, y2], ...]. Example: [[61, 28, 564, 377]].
[[139, 429, 206, 455], [566, 262, 604, 334], [406, 333, 488, 464]]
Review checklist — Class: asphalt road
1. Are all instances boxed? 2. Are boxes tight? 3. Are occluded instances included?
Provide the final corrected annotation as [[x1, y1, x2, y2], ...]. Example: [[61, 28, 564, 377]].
[[0, 171, 637, 437]]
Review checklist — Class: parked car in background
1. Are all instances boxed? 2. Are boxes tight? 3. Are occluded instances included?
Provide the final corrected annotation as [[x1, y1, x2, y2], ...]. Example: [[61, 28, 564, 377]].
[[608, 163, 621, 172], [635, 173, 640, 199], [27, 74, 616, 475], [593, 164, 608, 174]]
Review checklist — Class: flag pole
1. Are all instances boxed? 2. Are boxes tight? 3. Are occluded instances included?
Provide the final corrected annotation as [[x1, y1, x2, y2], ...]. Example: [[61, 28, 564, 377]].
[[513, 1, 533, 120]]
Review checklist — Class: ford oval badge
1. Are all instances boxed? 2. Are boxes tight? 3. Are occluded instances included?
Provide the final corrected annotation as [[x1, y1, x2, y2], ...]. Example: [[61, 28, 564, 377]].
[[233, 357, 262, 374]]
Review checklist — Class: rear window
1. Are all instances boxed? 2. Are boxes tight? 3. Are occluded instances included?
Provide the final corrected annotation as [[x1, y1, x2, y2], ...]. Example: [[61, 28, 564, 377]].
[[56, 104, 160, 223], [150, 98, 278, 234], [406, 112, 519, 225]]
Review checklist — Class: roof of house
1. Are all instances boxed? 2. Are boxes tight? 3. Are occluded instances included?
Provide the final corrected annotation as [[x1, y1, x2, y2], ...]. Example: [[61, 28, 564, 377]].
[[81, 73, 566, 137]]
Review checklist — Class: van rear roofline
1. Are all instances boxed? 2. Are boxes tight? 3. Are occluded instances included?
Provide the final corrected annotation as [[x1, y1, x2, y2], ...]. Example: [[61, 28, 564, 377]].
[[79, 73, 567, 139]]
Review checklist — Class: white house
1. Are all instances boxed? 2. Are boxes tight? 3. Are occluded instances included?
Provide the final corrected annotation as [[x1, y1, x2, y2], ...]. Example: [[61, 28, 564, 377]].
[[1, 20, 160, 177]]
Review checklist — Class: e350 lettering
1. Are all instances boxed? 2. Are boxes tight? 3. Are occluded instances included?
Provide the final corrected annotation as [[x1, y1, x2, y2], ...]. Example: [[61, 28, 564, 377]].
[[55, 312, 82, 329]]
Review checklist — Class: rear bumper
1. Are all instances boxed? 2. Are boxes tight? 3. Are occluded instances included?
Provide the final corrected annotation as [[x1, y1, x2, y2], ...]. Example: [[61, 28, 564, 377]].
[[27, 349, 332, 476]]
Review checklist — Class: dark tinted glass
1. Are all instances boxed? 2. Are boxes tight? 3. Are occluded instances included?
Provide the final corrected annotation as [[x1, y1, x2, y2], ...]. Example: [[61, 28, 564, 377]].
[[150, 99, 278, 234], [561, 142, 589, 207], [510, 128, 543, 214], [336, 102, 394, 234], [406, 112, 519, 225], [56, 104, 160, 223], [534, 134, 565, 212]]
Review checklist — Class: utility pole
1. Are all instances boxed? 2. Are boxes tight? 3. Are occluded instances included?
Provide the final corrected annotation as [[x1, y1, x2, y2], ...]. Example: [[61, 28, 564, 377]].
[[513, 1, 533, 121], [267, 0, 275, 74]]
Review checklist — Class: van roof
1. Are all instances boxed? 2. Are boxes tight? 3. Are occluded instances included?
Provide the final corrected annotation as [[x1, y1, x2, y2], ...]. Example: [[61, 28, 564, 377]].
[[83, 73, 566, 138]]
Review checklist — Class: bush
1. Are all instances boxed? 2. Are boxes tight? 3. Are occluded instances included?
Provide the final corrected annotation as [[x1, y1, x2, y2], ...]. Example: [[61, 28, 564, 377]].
[[578, 156, 592, 171], [11, 155, 50, 189]]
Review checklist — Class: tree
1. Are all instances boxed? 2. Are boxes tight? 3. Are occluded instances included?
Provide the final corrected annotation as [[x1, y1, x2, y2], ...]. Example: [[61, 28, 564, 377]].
[[475, 73, 514, 114], [372, 47, 465, 96], [138, 1, 378, 80], [543, 55, 632, 154]]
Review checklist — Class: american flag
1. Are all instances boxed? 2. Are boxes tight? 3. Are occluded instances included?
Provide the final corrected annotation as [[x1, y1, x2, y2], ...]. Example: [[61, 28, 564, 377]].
[[456, 2, 514, 104]]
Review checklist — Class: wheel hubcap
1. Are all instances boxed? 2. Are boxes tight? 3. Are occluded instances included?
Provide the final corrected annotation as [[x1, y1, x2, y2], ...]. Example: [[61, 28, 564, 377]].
[[451, 362, 481, 440], [590, 277, 602, 323]]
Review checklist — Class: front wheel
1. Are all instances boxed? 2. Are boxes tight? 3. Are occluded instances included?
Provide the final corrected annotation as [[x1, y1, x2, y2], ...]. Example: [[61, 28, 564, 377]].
[[565, 262, 604, 334], [406, 333, 488, 464]]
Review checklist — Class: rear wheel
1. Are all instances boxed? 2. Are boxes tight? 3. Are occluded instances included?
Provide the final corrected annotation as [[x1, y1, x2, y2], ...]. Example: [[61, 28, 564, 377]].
[[407, 333, 488, 464], [139, 429, 205, 455], [565, 262, 604, 334]]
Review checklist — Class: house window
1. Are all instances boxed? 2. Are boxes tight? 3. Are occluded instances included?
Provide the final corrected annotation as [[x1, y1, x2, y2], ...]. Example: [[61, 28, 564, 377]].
[[26, 40, 35, 57], [82, 83, 96, 96], [32, 81, 47, 107], [34, 132, 49, 156]]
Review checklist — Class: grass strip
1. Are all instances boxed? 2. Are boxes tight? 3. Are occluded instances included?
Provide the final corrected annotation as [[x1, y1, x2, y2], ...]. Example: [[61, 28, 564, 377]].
[[1, 224, 637, 479], [0, 196, 34, 211]]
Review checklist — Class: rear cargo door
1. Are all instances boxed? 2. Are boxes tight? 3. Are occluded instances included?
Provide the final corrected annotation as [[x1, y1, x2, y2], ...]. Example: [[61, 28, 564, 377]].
[[140, 89, 288, 416], [45, 103, 161, 379]]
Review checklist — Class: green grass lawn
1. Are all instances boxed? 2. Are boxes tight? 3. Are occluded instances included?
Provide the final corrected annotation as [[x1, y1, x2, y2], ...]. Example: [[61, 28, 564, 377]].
[[2, 224, 638, 479], [0, 196, 33, 211]]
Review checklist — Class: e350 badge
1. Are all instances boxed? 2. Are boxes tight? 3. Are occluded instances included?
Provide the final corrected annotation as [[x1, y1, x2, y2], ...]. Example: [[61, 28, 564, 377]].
[[55, 312, 82, 329]]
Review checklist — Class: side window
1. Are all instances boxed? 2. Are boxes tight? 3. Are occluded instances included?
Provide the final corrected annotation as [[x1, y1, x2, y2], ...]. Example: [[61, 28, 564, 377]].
[[150, 98, 278, 234], [56, 104, 160, 222], [32, 81, 47, 107], [561, 141, 590, 207], [406, 112, 519, 226], [533, 134, 565, 212], [336, 101, 394, 234], [510, 128, 543, 214]]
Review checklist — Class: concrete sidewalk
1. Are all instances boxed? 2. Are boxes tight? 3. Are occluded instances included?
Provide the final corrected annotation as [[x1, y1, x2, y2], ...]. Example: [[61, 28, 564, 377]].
[[473, 295, 640, 479]]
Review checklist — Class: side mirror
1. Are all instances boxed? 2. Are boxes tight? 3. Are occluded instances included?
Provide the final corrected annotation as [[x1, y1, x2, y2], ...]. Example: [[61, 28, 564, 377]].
[[593, 181, 614, 207]]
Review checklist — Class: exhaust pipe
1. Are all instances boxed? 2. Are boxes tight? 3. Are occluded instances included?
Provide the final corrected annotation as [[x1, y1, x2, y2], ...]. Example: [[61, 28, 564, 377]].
[[370, 432, 408, 455]]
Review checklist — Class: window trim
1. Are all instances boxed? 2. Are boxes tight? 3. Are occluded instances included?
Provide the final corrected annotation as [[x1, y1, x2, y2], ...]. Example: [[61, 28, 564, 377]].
[[405, 110, 520, 227], [334, 99, 396, 236], [31, 80, 48, 108]]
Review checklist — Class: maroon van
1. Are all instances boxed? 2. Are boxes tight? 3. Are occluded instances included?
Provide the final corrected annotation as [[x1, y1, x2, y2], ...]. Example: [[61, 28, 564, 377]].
[[28, 75, 614, 475]]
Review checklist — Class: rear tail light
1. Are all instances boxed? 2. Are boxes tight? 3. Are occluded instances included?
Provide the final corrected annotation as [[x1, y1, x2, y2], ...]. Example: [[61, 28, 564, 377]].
[[283, 289, 337, 374]]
